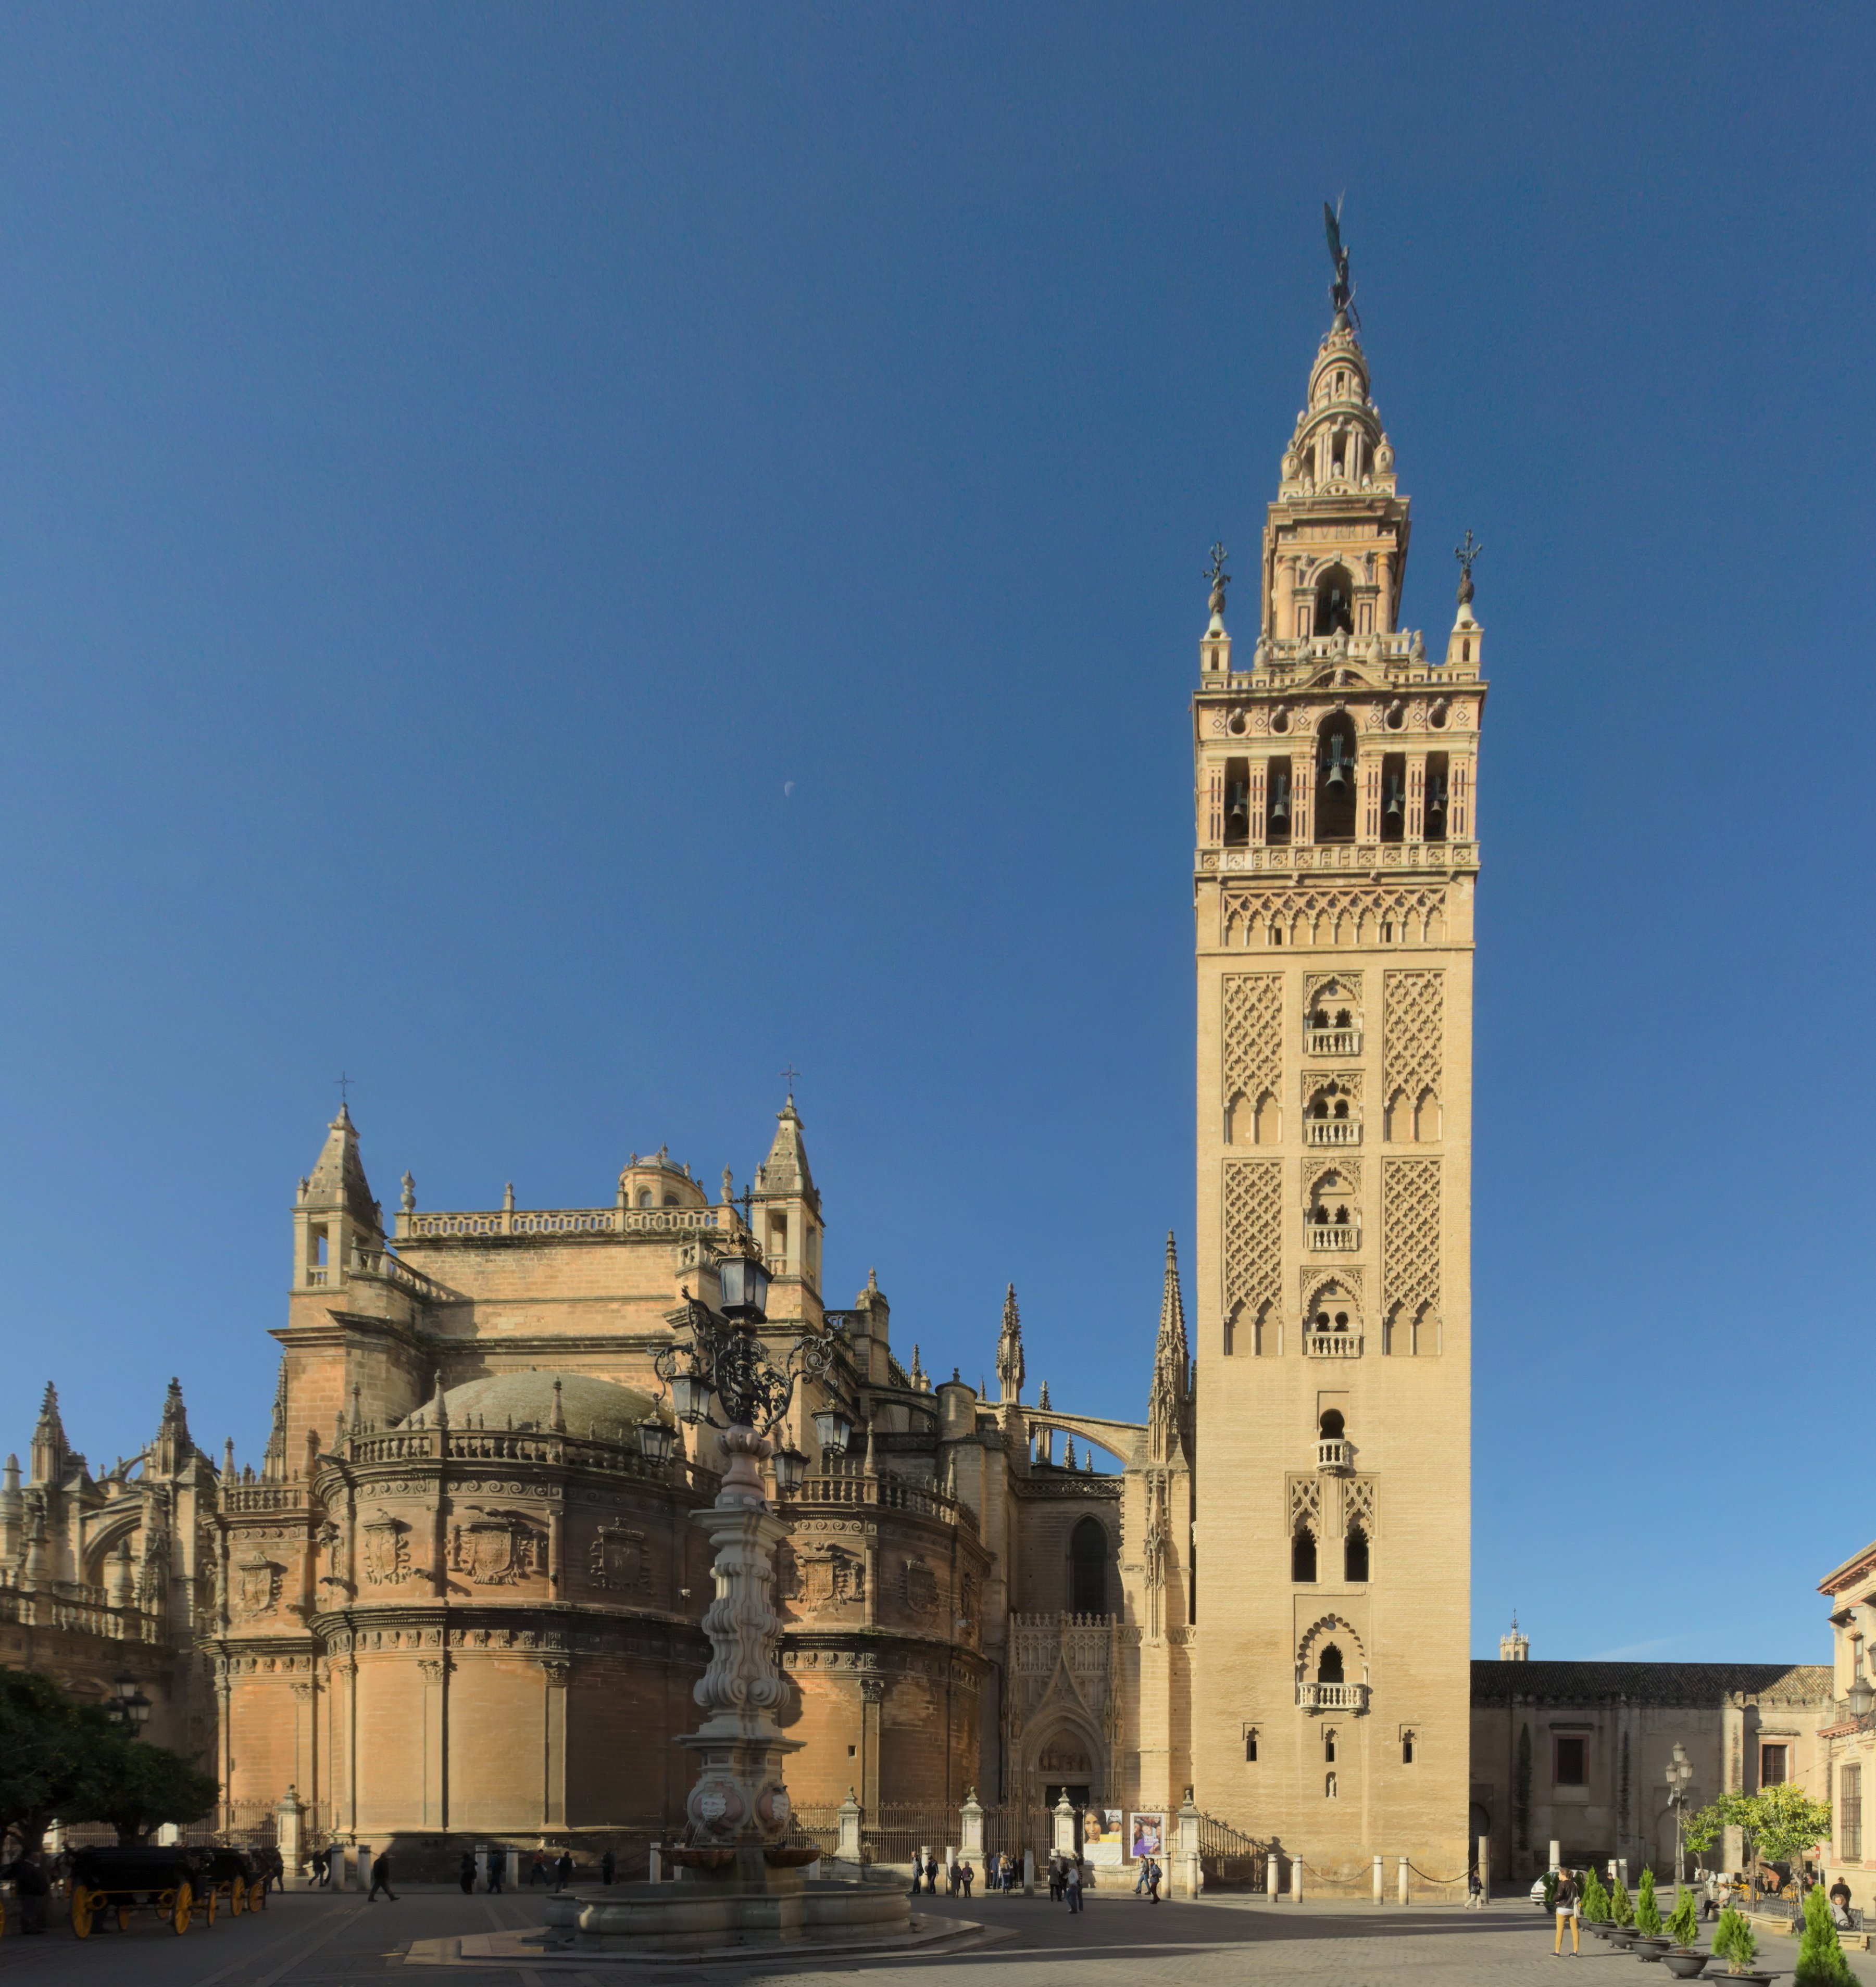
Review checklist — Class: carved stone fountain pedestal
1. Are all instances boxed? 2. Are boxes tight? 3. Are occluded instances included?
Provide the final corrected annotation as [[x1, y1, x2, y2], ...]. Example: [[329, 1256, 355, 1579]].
[[547, 1431, 912, 1956]]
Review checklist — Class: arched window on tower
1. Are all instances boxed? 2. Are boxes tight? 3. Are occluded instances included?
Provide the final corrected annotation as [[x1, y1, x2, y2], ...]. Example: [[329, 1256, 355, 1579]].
[[1315, 714, 1358, 844], [1291, 1526, 1317, 1583], [1317, 1642, 1345, 1684], [1345, 1525, 1370, 1583], [1313, 564, 1355, 637], [1070, 1517, 1108, 1616]]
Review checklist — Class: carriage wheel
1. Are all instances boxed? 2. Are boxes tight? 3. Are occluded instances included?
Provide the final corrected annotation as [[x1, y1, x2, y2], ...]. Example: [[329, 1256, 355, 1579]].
[[172, 1882, 193, 1934], [202, 1886, 218, 1928], [230, 1878, 246, 1915], [69, 1885, 92, 1938], [116, 1902, 133, 1931]]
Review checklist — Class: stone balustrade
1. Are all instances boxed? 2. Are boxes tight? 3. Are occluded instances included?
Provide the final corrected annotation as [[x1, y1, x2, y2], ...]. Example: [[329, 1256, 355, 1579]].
[[1305, 1028, 1362, 1056], [1199, 841, 1477, 874], [785, 1469, 979, 1535], [1306, 1120, 1360, 1146], [396, 1205, 724, 1241], [1296, 1679, 1370, 1712], [1305, 1223, 1359, 1251], [1305, 1334, 1363, 1360]]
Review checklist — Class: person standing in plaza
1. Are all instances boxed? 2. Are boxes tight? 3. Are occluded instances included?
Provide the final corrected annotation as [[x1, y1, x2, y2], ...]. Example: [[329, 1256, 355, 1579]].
[[554, 1851, 573, 1893], [1553, 1867, 1580, 1956], [459, 1852, 477, 1894], [1065, 1859, 1083, 1914], [367, 1851, 398, 1903], [1147, 1856, 1162, 1903], [486, 1848, 505, 1893], [959, 1860, 973, 1898]]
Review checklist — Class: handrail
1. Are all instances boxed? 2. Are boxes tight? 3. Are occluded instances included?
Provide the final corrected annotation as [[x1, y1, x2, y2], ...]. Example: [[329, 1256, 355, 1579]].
[[784, 1470, 979, 1535]]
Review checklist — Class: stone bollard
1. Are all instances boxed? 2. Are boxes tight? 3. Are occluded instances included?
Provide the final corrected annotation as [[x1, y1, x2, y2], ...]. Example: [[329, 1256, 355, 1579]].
[[1478, 1835, 1490, 1904], [1549, 1839, 1561, 1873], [1292, 1855, 1304, 1904], [1267, 1852, 1281, 1901], [1373, 1854, 1384, 1904], [358, 1846, 373, 1895], [960, 1788, 985, 1862], [505, 1848, 522, 1892], [1397, 1855, 1409, 1905], [1023, 1848, 1035, 1896], [837, 1789, 864, 1867]]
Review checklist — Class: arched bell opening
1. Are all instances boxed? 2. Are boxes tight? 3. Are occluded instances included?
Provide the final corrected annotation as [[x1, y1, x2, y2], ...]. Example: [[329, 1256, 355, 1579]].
[[1315, 714, 1358, 844], [1313, 563, 1355, 637]]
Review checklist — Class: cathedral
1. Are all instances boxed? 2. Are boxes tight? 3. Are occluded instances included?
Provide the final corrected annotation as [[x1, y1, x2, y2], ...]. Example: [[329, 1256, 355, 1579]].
[[2, 280, 1495, 1885]]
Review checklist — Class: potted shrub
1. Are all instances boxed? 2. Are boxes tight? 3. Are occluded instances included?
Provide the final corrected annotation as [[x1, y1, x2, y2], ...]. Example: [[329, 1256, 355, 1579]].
[[1794, 1879, 1855, 1986], [1633, 1867, 1672, 1961], [1582, 1867, 1613, 1938], [1607, 1876, 1640, 1945], [1659, 1882, 1707, 1978], [1711, 1904, 1783, 1984]]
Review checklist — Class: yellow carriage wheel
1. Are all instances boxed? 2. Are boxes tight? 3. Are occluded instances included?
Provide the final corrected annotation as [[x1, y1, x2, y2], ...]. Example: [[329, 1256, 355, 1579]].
[[230, 1877, 246, 1915], [201, 1885, 218, 1929], [171, 1881, 193, 1934], [69, 1885, 92, 1938], [116, 1902, 132, 1931]]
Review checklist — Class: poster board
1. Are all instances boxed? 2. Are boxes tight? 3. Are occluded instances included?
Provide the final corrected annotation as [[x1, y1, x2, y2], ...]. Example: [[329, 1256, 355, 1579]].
[[1129, 1811, 1168, 1863], [1083, 1808, 1123, 1865]]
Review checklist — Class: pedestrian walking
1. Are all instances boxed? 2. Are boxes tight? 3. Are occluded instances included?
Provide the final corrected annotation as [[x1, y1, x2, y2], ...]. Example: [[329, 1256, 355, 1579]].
[[1553, 1867, 1580, 1957], [1, 1848, 50, 1933], [1134, 1858, 1152, 1895], [554, 1852, 574, 1894], [1465, 1865, 1484, 1909], [924, 1854, 938, 1894], [262, 1846, 285, 1893], [486, 1849, 506, 1894], [529, 1852, 548, 1885], [601, 1850, 616, 1886], [1066, 1860, 1083, 1914], [959, 1860, 974, 1898], [367, 1852, 399, 1904], [459, 1853, 477, 1895], [1147, 1857, 1162, 1903], [1047, 1854, 1062, 1902]]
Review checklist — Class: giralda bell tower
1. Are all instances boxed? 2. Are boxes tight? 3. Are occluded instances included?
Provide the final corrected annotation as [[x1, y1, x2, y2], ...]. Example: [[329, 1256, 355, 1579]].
[[1189, 230, 1484, 1881]]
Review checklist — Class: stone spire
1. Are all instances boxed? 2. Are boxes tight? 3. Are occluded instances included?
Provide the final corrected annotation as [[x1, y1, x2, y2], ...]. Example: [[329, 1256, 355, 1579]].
[[995, 1286, 1025, 1404], [30, 1384, 68, 1486], [1499, 1614, 1530, 1662], [755, 1095, 817, 1204], [263, 1364, 288, 1481], [1147, 1233, 1192, 1468], [149, 1377, 194, 1477], [302, 1103, 383, 1237]]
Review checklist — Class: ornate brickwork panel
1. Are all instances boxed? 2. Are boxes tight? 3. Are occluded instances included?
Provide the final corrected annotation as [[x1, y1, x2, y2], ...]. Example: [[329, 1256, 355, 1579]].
[[1287, 1475, 1323, 1536], [1222, 885, 1448, 949], [1222, 975, 1282, 1106], [1344, 1477, 1377, 1539], [1222, 1161, 1281, 1334], [1381, 1158, 1441, 1338], [1383, 970, 1444, 1108]]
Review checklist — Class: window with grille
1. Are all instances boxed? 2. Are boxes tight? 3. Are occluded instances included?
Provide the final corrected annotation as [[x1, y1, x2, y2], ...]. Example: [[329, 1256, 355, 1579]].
[[1554, 1737, 1587, 1787], [1842, 1764, 1862, 1863], [1760, 1744, 1789, 1788]]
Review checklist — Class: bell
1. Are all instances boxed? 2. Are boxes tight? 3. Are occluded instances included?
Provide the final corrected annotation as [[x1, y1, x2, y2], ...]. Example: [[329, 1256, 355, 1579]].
[[1322, 736, 1354, 794], [1269, 772, 1291, 826], [1225, 780, 1249, 839], [1384, 776, 1404, 822]]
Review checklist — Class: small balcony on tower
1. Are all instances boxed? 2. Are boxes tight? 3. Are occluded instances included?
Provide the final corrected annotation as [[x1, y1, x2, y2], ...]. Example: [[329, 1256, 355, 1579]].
[[1306, 1218, 1358, 1252], [1296, 1680, 1371, 1713], [1304, 1078, 1360, 1147], [1305, 982, 1361, 1057]]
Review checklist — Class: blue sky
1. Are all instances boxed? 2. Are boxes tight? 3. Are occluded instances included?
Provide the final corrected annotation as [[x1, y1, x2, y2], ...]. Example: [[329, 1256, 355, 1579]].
[[0, 3, 1869, 1664]]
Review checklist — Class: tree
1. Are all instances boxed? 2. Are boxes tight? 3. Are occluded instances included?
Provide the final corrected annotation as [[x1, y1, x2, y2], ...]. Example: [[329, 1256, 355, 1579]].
[[1581, 1866, 1610, 1923], [1744, 1783, 1834, 1885], [0, 1672, 120, 1852], [1794, 1878, 1855, 1987], [84, 1736, 219, 1846], [1636, 1866, 1662, 1936], [1682, 1799, 1725, 1870], [1611, 1875, 1635, 1926]]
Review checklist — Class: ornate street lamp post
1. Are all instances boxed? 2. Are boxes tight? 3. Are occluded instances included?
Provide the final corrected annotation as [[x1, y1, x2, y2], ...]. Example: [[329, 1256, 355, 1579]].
[[1665, 1742, 1694, 1881], [653, 1242, 833, 1879], [111, 1673, 153, 1734]]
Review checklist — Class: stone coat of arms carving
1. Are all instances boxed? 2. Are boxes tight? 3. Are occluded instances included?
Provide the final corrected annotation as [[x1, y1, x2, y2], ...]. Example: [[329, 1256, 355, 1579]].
[[589, 1523, 649, 1593], [797, 1545, 864, 1609], [232, 1546, 281, 1619], [451, 1509, 543, 1586], [360, 1512, 412, 1587], [902, 1556, 939, 1621]]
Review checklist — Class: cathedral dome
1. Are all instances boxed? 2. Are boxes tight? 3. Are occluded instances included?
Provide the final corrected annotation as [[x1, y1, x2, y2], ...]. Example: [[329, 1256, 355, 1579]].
[[407, 1370, 666, 1440]]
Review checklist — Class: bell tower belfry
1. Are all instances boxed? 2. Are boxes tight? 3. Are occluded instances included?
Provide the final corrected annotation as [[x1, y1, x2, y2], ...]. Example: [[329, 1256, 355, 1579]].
[[1187, 236, 1484, 1881]]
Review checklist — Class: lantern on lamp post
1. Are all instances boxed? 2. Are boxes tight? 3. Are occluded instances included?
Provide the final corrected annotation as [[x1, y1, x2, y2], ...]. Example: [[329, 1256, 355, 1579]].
[[1665, 1742, 1694, 1881]]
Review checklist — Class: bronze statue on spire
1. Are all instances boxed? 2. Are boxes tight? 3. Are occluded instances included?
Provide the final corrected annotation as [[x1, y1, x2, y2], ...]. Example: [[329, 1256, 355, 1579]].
[[1204, 542, 1231, 619], [1323, 198, 1359, 330]]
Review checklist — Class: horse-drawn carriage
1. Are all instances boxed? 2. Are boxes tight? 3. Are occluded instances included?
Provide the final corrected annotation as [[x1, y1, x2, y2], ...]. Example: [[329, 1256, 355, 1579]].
[[68, 1846, 205, 1936], [196, 1847, 268, 1920]]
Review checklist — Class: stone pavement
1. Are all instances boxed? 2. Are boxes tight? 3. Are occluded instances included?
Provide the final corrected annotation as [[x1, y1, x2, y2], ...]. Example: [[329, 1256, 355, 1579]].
[[3, 1887, 1875, 1987]]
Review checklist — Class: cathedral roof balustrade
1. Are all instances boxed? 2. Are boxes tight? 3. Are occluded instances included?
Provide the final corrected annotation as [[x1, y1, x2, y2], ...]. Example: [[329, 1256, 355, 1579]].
[[345, 1245, 452, 1302], [1297, 1679, 1370, 1713], [0, 1579, 163, 1642], [339, 1424, 711, 1490], [782, 1467, 979, 1536], [396, 1204, 725, 1241], [222, 1480, 311, 1515]]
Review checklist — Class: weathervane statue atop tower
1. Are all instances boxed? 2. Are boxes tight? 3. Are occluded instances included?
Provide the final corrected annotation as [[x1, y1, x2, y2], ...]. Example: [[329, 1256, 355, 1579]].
[[1323, 197, 1358, 330]]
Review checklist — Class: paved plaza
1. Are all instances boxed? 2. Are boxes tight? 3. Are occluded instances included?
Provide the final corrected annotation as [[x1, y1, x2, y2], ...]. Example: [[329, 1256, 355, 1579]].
[[3, 1887, 1876, 1987]]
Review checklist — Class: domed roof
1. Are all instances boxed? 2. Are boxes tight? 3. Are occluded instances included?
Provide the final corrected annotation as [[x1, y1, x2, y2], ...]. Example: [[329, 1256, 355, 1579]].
[[403, 1370, 666, 1439]]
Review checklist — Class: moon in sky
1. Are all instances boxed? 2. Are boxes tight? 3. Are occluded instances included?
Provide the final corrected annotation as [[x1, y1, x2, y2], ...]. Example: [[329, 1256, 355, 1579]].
[[783, 781, 795, 798]]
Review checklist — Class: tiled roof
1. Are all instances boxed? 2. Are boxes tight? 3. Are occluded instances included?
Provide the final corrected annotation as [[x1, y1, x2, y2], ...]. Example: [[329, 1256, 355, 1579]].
[[1471, 1660, 1832, 1707]]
